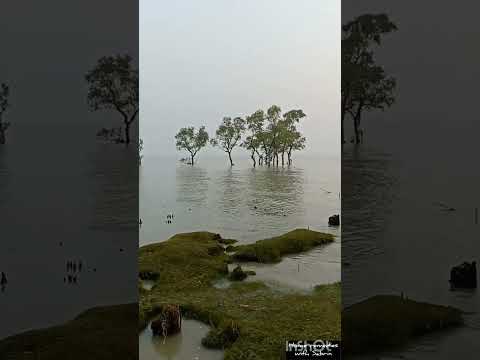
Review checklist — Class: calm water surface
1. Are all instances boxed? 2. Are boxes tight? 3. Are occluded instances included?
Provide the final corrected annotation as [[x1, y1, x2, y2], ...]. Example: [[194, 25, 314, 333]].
[[0, 129, 137, 340], [140, 153, 340, 244], [343, 144, 480, 359]]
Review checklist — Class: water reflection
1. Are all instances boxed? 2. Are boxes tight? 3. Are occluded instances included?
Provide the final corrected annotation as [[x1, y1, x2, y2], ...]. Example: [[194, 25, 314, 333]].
[[216, 167, 245, 216], [0, 140, 137, 340], [141, 155, 339, 245], [88, 143, 139, 232], [176, 165, 209, 206]]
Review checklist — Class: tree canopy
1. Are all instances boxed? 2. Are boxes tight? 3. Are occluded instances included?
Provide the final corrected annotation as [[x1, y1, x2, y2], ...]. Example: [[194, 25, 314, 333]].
[[210, 117, 246, 166], [85, 54, 138, 144], [342, 14, 397, 144], [176, 105, 307, 167], [175, 126, 209, 165]]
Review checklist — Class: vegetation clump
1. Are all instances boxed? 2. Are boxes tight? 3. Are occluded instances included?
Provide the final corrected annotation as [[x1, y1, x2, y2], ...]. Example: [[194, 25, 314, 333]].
[[342, 295, 463, 355], [0, 304, 137, 360], [232, 229, 335, 263], [202, 320, 240, 349], [139, 270, 159, 281], [228, 265, 248, 281], [85, 54, 138, 145], [218, 237, 238, 246], [175, 105, 307, 167], [139, 230, 340, 359]]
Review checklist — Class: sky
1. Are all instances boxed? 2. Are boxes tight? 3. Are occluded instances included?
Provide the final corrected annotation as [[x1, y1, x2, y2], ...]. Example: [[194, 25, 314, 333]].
[[140, 0, 340, 157], [0, 1, 138, 139]]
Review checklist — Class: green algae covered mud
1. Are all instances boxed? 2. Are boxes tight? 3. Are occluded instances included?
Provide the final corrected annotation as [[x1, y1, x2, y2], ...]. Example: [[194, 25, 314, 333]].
[[0, 304, 137, 360], [139, 229, 340, 360]]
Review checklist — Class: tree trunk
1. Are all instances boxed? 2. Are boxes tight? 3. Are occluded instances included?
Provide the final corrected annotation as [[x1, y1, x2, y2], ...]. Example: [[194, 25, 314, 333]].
[[341, 89, 349, 145], [228, 151, 233, 166], [276, 154, 279, 167], [353, 104, 363, 144], [251, 150, 256, 167], [281, 152, 285, 167], [191, 154, 194, 166], [0, 121, 9, 144], [124, 122, 131, 145]]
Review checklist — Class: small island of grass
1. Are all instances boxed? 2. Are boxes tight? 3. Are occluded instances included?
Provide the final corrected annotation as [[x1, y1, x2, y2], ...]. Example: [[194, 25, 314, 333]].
[[342, 295, 463, 356], [231, 228, 335, 263], [0, 304, 137, 360]]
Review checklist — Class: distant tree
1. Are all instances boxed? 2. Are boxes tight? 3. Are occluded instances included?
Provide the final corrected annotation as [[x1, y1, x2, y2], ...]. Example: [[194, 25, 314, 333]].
[[265, 105, 282, 166], [244, 110, 266, 166], [175, 126, 209, 165], [242, 106, 306, 167], [342, 14, 397, 144], [0, 83, 11, 144], [242, 135, 261, 167], [210, 117, 245, 166], [287, 131, 306, 165], [278, 109, 306, 166], [85, 54, 138, 145]]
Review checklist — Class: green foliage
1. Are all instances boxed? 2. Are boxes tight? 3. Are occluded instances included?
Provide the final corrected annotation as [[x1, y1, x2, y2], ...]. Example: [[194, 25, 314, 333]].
[[228, 265, 248, 281], [85, 54, 138, 143], [202, 320, 241, 349], [342, 14, 397, 144], [241, 105, 307, 166], [211, 117, 246, 165], [232, 229, 334, 263], [138, 230, 341, 359], [85, 54, 138, 119], [177, 105, 306, 167], [174, 126, 209, 164]]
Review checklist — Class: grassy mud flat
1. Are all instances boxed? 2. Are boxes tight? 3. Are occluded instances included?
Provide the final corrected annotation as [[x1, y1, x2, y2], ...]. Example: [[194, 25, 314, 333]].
[[139, 229, 340, 360], [342, 295, 463, 356], [0, 304, 137, 360]]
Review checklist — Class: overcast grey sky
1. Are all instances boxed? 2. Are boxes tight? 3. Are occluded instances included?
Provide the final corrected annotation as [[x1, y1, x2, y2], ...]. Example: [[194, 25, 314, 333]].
[[140, 0, 340, 157]]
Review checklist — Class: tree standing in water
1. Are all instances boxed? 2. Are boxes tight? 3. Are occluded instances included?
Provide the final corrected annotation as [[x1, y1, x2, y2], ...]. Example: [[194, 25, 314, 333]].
[[243, 110, 266, 166], [85, 54, 139, 145], [175, 126, 209, 165], [241, 106, 306, 167], [210, 117, 245, 166], [342, 14, 397, 144], [0, 83, 11, 145], [278, 109, 306, 166]]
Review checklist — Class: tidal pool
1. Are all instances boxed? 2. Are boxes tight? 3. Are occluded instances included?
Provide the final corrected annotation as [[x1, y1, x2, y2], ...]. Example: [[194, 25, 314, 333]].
[[139, 319, 223, 360]]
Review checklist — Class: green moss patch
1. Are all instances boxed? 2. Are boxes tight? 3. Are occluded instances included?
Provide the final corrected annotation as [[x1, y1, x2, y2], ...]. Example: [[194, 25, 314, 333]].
[[232, 229, 335, 263], [343, 295, 463, 355], [139, 230, 341, 359]]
